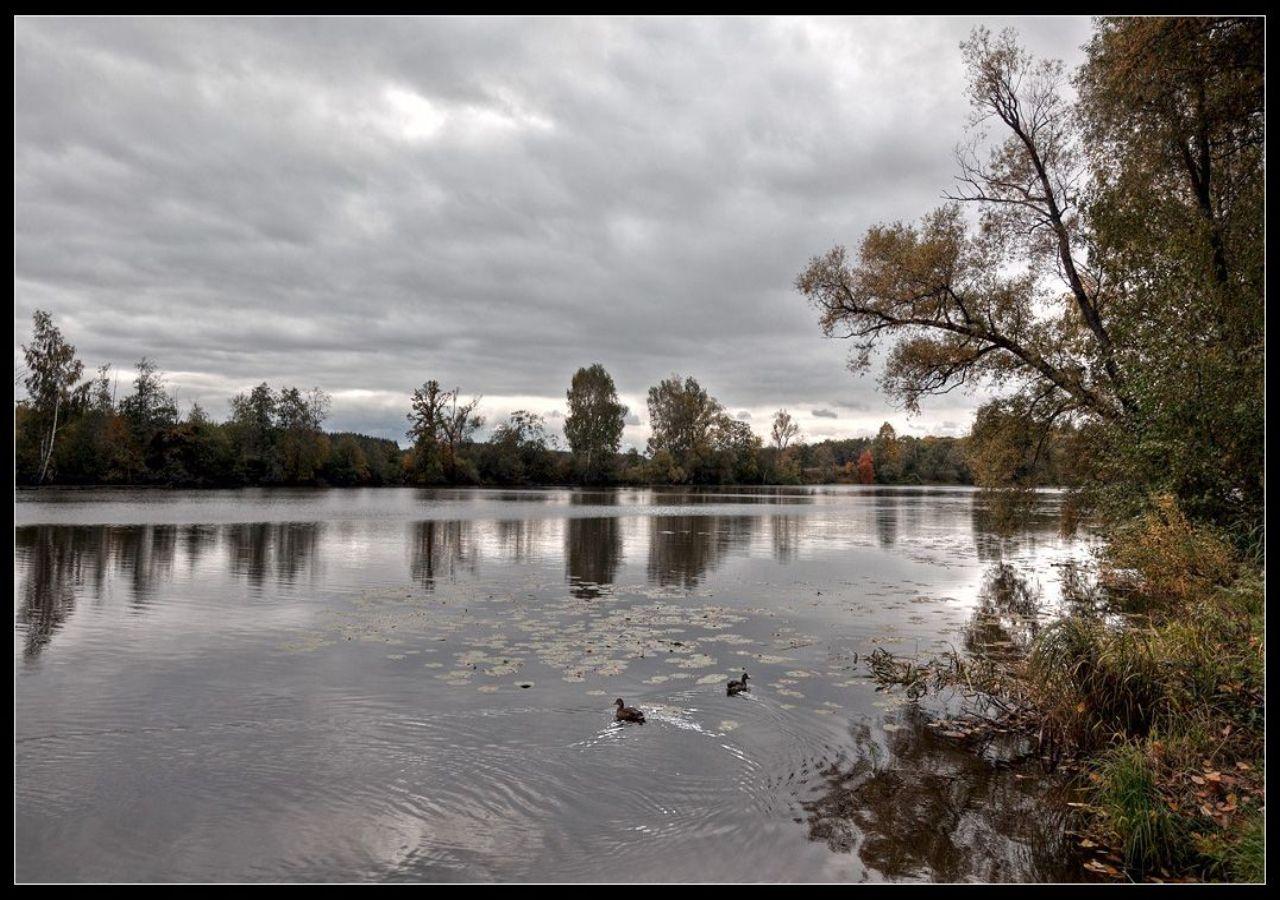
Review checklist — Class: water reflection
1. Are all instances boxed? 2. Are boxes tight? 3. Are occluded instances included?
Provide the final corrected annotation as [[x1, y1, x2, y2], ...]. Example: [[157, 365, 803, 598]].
[[493, 518, 548, 564], [182, 524, 218, 573], [15, 486, 1090, 882], [565, 517, 622, 598], [646, 485, 814, 507], [875, 492, 900, 548], [410, 520, 476, 590], [15, 524, 194, 656], [770, 514, 803, 564], [971, 497, 1065, 563], [107, 525, 176, 606], [801, 705, 1079, 881], [963, 563, 1044, 661], [225, 523, 321, 587], [15, 526, 95, 659], [647, 514, 757, 589]]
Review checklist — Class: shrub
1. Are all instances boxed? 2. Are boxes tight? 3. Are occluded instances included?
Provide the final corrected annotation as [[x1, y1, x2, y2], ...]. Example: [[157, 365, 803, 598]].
[[1106, 496, 1237, 603]]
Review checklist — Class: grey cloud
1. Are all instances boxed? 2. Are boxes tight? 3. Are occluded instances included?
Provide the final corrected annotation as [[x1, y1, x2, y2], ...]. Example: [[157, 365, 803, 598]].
[[14, 16, 1092, 440], [811, 409, 837, 419], [834, 398, 872, 411]]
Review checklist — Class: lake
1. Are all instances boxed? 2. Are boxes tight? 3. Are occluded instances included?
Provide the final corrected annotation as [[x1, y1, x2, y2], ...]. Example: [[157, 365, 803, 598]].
[[15, 485, 1095, 882]]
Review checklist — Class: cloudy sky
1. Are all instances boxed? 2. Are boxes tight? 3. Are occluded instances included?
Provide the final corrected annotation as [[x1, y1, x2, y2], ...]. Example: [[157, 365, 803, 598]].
[[14, 15, 1093, 448]]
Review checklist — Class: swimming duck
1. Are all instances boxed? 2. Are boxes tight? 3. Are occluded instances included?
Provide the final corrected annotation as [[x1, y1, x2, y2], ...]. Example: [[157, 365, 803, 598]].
[[727, 672, 750, 696], [614, 698, 646, 724]]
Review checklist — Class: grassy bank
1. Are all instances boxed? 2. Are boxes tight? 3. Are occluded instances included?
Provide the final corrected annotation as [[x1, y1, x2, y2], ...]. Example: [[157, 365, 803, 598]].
[[871, 497, 1265, 882]]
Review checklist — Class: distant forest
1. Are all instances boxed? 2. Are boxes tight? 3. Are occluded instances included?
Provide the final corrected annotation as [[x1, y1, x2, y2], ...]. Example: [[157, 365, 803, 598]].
[[14, 312, 1078, 489]]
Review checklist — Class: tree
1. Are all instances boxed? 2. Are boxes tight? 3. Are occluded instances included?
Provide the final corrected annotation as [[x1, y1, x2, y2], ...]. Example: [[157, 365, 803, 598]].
[[275, 386, 331, 483], [439, 389, 484, 482], [1076, 17, 1263, 533], [20, 310, 85, 484], [872, 422, 903, 483], [795, 22, 1263, 536], [87, 364, 114, 413], [564, 364, 627, 483], [146, 419, 228, 485], [407, 380, 448, 446], [405, 380, 483, 482], [646, 374, 724, 478], [857, 449, 876, 485], [407, 380, 450, 484], [47, 363, 131, 485], [325, 435, 371, 486], [227, 383, 279, 482], [797, 28, 1122, 423], [119, 358, 179, 447], [810, 444, 837, 483], [770, 409, 801, 451], [710, 414, 762, 483], [187, 402, 210, 426], [483, 410, 554, 484]]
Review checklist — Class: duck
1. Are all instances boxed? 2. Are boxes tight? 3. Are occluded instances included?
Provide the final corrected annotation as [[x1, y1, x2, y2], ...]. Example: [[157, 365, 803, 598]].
[[614, 698, 646, 724], [727, 672, 750, 696]]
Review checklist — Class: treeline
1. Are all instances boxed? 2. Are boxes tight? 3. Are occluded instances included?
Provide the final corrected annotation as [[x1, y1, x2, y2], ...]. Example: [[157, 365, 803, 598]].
[[13, 337, 407, 488], [17, 315, 1071, 489]]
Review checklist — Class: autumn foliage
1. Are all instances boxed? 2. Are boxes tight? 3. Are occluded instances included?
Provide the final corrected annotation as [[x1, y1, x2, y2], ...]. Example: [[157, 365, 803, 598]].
[[856, 449, 875, 485]]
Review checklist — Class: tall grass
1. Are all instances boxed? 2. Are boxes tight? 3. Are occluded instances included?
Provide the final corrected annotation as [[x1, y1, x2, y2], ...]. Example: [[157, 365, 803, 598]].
[[1227, 811, 1266, 882], [1058, 499, 1266, 881], [1092, 743, 1184, 871]]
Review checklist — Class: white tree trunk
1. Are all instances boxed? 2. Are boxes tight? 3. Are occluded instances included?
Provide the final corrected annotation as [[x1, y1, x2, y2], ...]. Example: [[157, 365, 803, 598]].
[[37, 393, 60, 485]]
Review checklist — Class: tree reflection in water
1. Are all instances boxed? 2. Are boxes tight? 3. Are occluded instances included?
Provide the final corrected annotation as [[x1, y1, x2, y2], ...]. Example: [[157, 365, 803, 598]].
[[646, 514, 756, 590], [801, 563, 1086, 880], [801, 704, 1081, 882], [16, 526, 99, 660], [225, 522, 321, 587], [565, 517, 622, 598], [409, 519, 475, 591], [109, 525, 177, 607], [16, 523, 187, 657], [963, 563, 1044, 661], [875, 491, 900, 548], [770, 514, 802, 564], [182, 523, 218, 573]]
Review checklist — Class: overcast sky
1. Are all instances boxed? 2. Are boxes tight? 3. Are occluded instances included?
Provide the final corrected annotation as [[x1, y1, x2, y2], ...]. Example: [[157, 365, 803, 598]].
[[14, 15, 1093, 448]]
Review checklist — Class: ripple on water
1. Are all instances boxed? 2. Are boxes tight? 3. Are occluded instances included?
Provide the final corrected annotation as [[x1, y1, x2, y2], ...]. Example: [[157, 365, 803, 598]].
[[15, 486, 1093, 882]]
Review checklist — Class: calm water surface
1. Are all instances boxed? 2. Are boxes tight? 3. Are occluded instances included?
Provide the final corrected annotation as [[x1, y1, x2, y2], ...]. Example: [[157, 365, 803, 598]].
[[15, 485, 1095, 882]]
